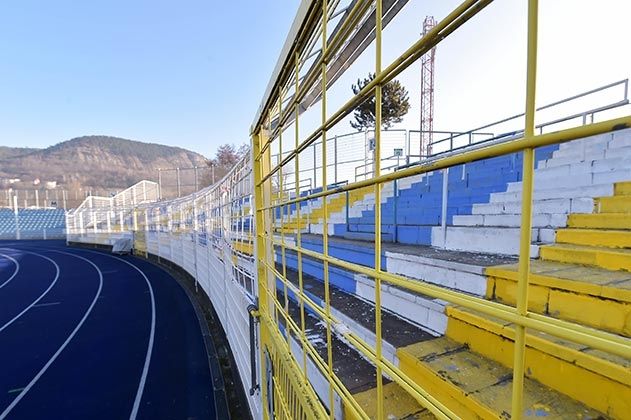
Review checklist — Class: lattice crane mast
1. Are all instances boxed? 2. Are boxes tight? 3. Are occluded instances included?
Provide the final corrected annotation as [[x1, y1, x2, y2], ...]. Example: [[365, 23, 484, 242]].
[[420, 16, 437, 158]]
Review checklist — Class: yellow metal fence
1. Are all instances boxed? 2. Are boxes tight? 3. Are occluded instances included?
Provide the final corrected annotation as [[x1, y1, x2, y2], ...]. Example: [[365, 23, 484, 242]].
[[251, 0, 631, 419]]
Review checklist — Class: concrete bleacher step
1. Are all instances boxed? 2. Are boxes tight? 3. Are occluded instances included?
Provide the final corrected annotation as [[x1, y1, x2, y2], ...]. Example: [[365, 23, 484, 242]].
[[471, 197, 593, 216], [437, 226, 544, 256], [277, 289, 380, 405], [540, 243, 631, 272], [280, 240, 450, 335], [486, 260, 631, 337], [490, 183, 614, 203], [537, 157, 631, 176], [342, 231, 394, 242], [596, 196, 631, 213], [445, 306, 631, 417], [397, 337, 604, 419], [453, 213, 567, 228], [348, 382, 435, 419], [569, 213, 631, 230], [505, 169, 631, 192], [280, 187, 374, 234], [556, 228, 631, 248], [615, 181, 631, 195], [279, 266, 440, 418], [282, 266, 434, 362]]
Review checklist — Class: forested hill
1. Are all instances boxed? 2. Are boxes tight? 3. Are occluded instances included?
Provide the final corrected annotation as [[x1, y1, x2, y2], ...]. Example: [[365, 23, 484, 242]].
[[0, 135, 208, 190]]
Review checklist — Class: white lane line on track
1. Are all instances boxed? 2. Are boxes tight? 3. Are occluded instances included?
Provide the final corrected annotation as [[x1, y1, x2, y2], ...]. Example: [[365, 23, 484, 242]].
[[32, 302, 62, 308], [7, 246, 157, 420], [0, 253, 20, 289], [0, 250, 104, 420], [70, 249, 156, 420], [0, 250, 59, 334]]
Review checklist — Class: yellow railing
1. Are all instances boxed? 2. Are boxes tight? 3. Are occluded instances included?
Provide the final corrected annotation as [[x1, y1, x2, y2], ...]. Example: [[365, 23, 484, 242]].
[[251, 1, 631, 419]]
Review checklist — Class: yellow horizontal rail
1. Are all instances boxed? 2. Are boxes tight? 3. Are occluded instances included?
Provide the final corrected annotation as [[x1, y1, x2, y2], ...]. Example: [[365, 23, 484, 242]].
[[257, 0, 493, 184], [271, 237, 631, 360], [260, 258, 457, 419], [258, 116, 631, 212]]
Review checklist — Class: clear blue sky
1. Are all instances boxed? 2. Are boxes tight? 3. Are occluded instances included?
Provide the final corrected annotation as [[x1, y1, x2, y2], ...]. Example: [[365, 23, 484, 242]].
[[0, 0, 298, 157], [1, 1, 629, 159]]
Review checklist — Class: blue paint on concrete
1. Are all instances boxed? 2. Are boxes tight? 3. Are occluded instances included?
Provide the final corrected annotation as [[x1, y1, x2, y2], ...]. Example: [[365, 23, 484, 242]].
[[342, 146, 559, 244]]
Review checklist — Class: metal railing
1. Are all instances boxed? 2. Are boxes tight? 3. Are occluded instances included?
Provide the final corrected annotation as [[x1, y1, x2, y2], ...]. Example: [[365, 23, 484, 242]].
[[420, 78, 630, 161], [251, 1, 631, 419]]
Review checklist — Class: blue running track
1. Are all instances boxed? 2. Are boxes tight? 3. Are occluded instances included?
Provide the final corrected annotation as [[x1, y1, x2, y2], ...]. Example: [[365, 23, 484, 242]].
[[0, 240, 217, 420]]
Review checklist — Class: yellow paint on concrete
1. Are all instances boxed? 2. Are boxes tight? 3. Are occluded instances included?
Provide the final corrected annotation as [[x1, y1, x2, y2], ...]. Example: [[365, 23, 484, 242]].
[[487, 262, 631, 303], [548, 289, 631, 337], [486, 266, 631, 336], [540, 243, 631, 272], [445, 306, 631, 417], [273, 186, 373, 234], [596, 196, 631, 213], [398, 339, 494, 419], [233, 240, 254, 255], [568, 213, 631, 230], [556, 228, 631, 248], [346, 382, 435, 419], [615, 181, 631, 196], [470, 181, 631, 416], [397, 337, 604, 419], [487, 276, 549, 313]]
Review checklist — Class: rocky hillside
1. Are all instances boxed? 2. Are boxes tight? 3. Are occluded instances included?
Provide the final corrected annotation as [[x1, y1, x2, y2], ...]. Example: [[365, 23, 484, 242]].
[[0, 136, 208, 190]]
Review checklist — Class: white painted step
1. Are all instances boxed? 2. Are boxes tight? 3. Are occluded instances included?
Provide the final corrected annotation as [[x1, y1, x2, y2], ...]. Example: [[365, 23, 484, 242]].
[[557, 132, 613, 151], [355, 273, 447, 335], [491, 183, 614, 202], [504, 170, 631, 192], [536, 156, 631, 178], [435, 225, 543, 256], [471, 197, 593, 216], [453, 212, 565, 228], [545, 130, 630, 163]]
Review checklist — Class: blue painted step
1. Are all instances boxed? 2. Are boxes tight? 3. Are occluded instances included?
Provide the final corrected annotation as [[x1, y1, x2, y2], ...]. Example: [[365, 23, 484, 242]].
[[343, 231, 394, 242]]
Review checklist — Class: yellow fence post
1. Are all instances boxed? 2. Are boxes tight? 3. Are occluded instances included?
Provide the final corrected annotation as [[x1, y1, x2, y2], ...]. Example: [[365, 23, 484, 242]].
[[512, 0, 539, 417], [253, 128, 272, 420], [374, 1, 384, 419]]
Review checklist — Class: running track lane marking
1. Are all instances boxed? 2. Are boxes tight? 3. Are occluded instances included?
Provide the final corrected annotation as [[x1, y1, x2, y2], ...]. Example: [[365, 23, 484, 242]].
[[0, 250, 59, 333], [49, 248, 156, 420], [0, 253, 20, 290], [0, 250, 104, 419]]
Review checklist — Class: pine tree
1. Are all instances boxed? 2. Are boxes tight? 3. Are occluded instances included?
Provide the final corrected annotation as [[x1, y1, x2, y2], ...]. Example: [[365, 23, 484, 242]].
[[350, 73, 411, 131]]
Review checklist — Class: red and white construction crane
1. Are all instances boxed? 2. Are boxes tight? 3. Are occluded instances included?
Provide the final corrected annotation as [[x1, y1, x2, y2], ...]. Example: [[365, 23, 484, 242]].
[[420, 16, 437, 158]]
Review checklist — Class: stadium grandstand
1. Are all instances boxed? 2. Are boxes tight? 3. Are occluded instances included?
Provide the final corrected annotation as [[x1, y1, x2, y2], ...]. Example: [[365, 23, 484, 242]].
[[0, 208, 65, 240], [3, 1, 631, 419]]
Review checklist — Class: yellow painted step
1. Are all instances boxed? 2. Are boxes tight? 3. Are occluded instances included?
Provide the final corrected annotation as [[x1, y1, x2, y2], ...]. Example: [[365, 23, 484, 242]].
[[486, 261, 631, 336], [445, 306, 631, 417], [232, 240, 253, 255], [556, 228, 631, 248], [540, 243, 631, 272], [274, 227, 302, 234], [398, 338, 603, 419], [568, 213, 631, 230], [615, 182, 631, 196], [278, 186, 372, 228], [596, 196, 631, 213], [346, 382, 435, 419], [275, 221, 307, 228]]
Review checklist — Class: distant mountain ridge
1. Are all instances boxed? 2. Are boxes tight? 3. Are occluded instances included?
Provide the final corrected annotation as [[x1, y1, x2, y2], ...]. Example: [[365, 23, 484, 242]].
[[0, 135, 208, 191]]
